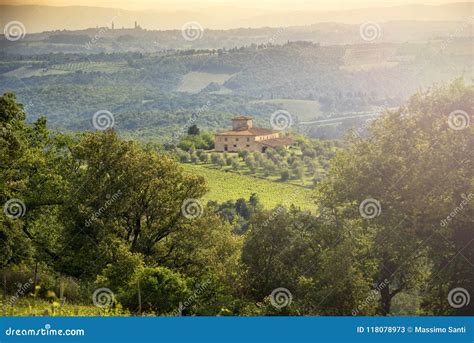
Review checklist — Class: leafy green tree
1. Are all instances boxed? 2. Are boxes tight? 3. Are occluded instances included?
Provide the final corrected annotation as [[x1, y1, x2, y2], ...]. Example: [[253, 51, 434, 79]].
[[316, 80, 473, 315], [59, 130, 207, 278], [280, 169, 290, 181], [0, 93, 67, 270], [210, 153, 220, 165], [231, 159, 239, 171], [153, 212, 242, 315], [187, 124, 200, 135], [199, 153, 209, 163], [241, 207, 375, 315]]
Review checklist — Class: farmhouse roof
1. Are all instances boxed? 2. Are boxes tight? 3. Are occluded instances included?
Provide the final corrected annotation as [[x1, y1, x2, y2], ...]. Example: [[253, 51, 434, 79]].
[[258, 137, 295, 147], [216, 127, 277, 136], [232, 116, 253, 120]]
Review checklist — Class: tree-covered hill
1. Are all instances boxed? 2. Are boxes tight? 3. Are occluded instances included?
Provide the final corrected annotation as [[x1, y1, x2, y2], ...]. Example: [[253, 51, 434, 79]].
[[1, 39, 472, 141]]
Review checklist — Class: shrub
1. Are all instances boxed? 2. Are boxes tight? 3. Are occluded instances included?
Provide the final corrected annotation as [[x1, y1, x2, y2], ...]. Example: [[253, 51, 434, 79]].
[[280, 169, 290, 181], [121, 267, 190, 314], [199, 153, 209, 163]]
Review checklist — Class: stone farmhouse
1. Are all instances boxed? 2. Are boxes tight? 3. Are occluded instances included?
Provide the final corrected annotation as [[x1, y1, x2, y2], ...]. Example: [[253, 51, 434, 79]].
[[214, 116, 294, 153]]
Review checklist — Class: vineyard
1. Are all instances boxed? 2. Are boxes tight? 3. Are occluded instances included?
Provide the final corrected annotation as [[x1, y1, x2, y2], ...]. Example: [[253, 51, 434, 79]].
[[181, 163, 315, 211]]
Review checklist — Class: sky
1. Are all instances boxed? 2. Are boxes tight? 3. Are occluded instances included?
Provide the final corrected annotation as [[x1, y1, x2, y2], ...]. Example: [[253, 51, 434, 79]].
[[1, 0, 465, 11]]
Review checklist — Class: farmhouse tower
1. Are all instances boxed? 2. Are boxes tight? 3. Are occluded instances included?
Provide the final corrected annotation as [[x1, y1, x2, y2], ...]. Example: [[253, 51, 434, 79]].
[[232, 116, 253, 131]]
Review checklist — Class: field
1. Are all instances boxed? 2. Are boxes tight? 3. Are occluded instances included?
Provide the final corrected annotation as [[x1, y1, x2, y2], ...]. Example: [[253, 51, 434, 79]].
[[2, 61, 130, 79], [3, 66, 69, 78], [1, 296, 128, 316], [176, 71, 234, 93], [340, 62, 399, 72], [52, 61, 129, 73], [249, 99, 322, 122], [181, 163, 315, 211]]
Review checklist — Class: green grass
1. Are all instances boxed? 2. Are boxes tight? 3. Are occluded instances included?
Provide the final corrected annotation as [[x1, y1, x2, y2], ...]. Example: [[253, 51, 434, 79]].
[[52, 61, 129, 73], [1, 297, 129, 316], [2, 62, 130, 78], [182, 163, 315, 211], [249, 98, 322, 122], [3, 66, 69, 78], [176, 71, 234, 93]]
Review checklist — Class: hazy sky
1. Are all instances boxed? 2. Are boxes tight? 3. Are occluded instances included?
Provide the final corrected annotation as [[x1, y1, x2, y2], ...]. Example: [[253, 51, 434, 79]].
[[2, 0, 465, 11]]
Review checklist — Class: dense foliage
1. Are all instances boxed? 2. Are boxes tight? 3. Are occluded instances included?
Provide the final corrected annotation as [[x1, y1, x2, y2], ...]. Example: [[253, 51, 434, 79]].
[[1, 80, 472, 315]]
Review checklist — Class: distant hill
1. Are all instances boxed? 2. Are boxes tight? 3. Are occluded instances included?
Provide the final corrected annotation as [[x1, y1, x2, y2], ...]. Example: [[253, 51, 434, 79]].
[[1, 39, 471, 141], [0, 20, 471, 54], [0, 2, 471, 33]]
